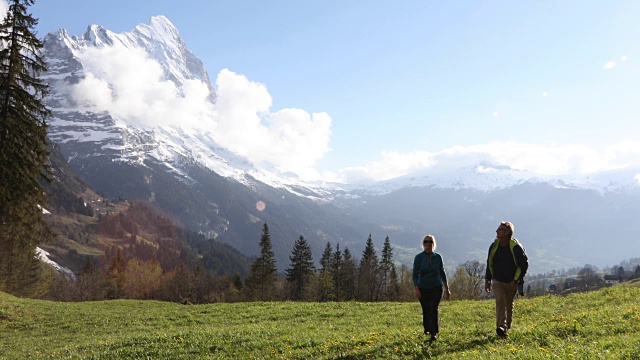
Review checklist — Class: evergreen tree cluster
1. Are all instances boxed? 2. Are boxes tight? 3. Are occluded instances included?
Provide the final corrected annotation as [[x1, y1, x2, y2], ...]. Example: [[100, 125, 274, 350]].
[[43, 215, 416, 304], [246, 224, 404, 302]]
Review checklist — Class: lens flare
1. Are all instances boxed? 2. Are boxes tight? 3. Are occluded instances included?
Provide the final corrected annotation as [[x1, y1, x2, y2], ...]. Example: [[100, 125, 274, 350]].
[[256, 201, 266, 212]]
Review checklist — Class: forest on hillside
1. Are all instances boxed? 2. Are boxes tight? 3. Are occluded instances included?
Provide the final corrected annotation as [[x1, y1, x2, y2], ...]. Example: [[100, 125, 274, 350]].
[[41, 198, 640, 304]]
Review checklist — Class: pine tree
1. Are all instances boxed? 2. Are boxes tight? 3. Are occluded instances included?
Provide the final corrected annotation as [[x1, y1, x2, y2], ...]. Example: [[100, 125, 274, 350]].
[[357, 234, 380, 301], [313, 241, 335, 301], [285, 235, 315, 300], [330, 243, 343, 300], [340, 247, 357, 301], [0, 0, 52, 296], [319, 241, 332, 273], [388, 265, 400, 301], [245, 223, 278, 301], [380, 236, 399, 301]]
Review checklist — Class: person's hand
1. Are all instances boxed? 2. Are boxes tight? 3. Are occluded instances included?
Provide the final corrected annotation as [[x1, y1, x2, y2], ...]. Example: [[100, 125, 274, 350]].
[[485, 280, 492, 293], [415, 287, 421, 300]]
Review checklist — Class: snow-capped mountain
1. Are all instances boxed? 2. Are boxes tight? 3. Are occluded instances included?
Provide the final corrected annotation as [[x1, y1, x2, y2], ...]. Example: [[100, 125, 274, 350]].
[[344, 163, 539, 195], [42, 15, 640, 199], [43, 16, 331, 200], [45, 16, 215, 102], [40, 16, 640, 274]]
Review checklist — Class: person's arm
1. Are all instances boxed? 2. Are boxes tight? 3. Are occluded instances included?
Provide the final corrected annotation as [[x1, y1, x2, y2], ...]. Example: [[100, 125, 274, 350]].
[[439, 255, 451, 299], [514, 245, 529, 280], [412, 254, 421, 299], [485, 244, 493, 293]]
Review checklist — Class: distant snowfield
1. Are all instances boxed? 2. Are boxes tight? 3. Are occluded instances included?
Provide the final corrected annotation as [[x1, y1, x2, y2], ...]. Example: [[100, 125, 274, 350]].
[[36, 247, 76, 280], [37, 206, 75, 279]]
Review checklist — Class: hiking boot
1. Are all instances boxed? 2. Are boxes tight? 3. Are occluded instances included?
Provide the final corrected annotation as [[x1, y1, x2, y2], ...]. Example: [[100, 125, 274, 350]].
[[496, 326, 507, 337], [430, 334, 438, 342]]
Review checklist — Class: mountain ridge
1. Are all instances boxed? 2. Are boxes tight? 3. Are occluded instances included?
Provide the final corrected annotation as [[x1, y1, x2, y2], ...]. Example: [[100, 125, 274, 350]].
[[42, 16, 640, 197], [39, 16, 640, 274]]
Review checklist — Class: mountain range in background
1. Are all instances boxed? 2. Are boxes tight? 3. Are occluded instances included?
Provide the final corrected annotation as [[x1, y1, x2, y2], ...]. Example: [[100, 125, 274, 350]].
[[39, 16, 640, 275]]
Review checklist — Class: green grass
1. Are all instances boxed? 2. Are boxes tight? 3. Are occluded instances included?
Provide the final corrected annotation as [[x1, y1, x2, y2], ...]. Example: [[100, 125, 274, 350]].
[[1, 282, 639, 359]]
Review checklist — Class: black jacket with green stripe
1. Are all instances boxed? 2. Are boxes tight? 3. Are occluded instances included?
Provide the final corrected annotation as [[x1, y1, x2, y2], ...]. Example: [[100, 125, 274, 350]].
[[485, 238, 528, 282]]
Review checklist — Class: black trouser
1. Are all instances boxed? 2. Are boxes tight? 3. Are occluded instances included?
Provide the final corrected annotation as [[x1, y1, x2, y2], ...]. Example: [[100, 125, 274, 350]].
[[419, 286, 443, 335]]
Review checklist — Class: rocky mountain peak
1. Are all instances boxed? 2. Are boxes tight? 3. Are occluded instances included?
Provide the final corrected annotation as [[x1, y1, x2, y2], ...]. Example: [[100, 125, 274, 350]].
[[82, 24, 114, 46]]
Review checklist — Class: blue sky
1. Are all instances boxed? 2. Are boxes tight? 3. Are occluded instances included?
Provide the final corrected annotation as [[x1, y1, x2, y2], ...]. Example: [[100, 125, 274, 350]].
[[19, 1, 640, 182]]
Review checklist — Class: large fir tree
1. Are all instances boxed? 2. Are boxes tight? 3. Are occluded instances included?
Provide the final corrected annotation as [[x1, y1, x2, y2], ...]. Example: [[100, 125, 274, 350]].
[[0, 0, 53, 296], [357, 234, 380, 301], [330, 243, 343, 300], [319, 241, 332, 273], [380, 236, 399, 300], [245, 223, 278, 301], [340, 247, 357, 301], [311, 241, 333, 301], [285, 235, 315, 300]]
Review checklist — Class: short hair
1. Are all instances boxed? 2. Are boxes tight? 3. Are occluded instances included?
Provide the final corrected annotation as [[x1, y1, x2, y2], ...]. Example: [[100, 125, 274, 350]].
[[421, 234, 437, 251], [500, 221, 514, 236]]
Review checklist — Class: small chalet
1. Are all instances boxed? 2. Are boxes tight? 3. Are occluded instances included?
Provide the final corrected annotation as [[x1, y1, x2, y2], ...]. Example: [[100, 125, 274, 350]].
[[603, 274, 622, 284]]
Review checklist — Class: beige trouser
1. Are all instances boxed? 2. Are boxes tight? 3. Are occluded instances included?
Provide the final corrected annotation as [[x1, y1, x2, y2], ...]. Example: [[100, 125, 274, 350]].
[[492, 280, 518, 329]]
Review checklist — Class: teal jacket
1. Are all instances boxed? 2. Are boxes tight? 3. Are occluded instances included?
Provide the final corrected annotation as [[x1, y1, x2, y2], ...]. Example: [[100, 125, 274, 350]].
[[413, 251, 448, 289]]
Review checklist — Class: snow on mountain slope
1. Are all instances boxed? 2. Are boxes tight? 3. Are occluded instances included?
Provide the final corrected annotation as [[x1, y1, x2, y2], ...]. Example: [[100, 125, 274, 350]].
[[36, 247, 75, 280], [342, 162, 547, 195], [42, 16, 334, 198], [340, 161, 640, 196], [559, 166, 640, 194]]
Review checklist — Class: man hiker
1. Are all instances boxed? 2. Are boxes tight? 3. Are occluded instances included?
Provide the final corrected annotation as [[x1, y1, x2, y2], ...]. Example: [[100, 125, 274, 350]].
[[484, 221, 528, 337]]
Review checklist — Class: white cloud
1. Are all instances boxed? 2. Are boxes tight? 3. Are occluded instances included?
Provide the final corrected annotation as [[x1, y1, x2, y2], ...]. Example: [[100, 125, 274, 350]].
[[333, 141, 640, 183], [603, 61, 617, 70], [214, 69, 332, 177], [68, 46, 332, 177], [70, 45, 217, 130], [338, 151, 437, 184]]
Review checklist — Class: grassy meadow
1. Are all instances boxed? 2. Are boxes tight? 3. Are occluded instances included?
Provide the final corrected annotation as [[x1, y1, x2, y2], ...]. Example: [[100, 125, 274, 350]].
[[1, 282, 639, 359]]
